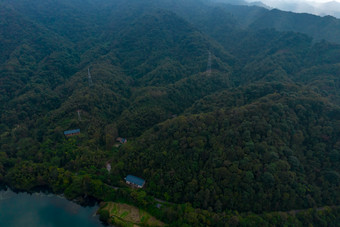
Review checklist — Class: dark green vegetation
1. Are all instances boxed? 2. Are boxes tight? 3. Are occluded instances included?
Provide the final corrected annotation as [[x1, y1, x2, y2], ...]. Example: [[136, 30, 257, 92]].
[[0, 0, 339, 226]]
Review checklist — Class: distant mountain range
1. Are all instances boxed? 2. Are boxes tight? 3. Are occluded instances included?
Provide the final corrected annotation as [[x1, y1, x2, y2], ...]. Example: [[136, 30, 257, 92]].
[[213, 0, 271, 8], [263, 0, 340, 18], [214, 0, 340, 18]]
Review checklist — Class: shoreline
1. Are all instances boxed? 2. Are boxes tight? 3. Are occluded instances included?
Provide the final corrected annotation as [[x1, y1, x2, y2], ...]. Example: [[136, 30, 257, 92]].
[[0, 183, 101, 207], [0, 187, 104, 226]]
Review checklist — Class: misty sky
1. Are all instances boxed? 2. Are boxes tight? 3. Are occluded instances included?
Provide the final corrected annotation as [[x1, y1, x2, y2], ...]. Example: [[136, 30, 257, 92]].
[[258, 0, 340, 4]]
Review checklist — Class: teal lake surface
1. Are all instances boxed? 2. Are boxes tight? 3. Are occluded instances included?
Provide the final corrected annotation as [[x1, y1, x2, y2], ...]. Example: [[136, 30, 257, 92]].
[[0, 189, 104, 227]]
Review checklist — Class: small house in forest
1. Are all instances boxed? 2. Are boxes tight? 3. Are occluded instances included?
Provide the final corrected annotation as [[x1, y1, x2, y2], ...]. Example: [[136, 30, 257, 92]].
[[64, 129, 80, 137], [125, 175, 145, 188], [116, 137, 127, 144]]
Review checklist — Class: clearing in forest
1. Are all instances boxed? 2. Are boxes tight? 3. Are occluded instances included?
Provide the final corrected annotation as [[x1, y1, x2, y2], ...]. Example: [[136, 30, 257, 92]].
[[100, 202, 164, 227]]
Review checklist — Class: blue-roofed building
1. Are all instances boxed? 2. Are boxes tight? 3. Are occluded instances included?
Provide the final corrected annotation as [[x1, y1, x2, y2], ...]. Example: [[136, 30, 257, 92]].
[[125, 175, 145, 188], [64, 129, 80, 137]]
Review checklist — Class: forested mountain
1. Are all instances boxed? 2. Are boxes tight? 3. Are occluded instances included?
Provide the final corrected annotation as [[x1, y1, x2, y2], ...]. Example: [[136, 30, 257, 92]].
[[0, 0, 339, 226], [209, 2, 340, 44], [121, 82, 340, 213]]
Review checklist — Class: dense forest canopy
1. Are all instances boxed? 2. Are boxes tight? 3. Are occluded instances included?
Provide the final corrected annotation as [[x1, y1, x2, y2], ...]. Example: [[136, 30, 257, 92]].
[[0, 0, 339, 226]]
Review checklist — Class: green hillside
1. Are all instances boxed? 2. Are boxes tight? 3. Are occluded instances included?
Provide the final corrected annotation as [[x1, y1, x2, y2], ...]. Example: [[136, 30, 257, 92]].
[[0, 0, 339, 226], [119, 83, 340, 213]]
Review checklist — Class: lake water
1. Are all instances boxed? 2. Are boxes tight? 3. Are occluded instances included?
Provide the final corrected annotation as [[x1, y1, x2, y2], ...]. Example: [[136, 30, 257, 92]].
[[0, 189, 104, 227]]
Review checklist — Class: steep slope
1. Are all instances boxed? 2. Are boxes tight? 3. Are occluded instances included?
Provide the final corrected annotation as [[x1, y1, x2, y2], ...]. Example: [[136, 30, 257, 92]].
[[113, 10, 215, 83], [0, 5, 78, 129], [0, 0, 107, 43], [118, 83, 340, 213], [107, 10, 235, 136], [0, 4, 236, 149]]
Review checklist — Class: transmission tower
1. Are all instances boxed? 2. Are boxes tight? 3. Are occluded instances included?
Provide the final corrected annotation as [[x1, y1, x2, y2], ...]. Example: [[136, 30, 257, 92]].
[[88, 67, 93, 86], [206, 51, 212, 76], [77, 109, 81, 121]]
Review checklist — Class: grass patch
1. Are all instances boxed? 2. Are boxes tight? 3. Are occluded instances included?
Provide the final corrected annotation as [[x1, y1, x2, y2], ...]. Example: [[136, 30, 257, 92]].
[[121, 211, 129, 218], [99, 202, 164, 226]]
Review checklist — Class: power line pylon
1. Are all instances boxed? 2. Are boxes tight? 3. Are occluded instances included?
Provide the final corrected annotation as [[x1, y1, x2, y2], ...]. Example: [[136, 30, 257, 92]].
[[206, 51, 212, 76], [77, 109, 81, 121], [88, 67, 93, 86]]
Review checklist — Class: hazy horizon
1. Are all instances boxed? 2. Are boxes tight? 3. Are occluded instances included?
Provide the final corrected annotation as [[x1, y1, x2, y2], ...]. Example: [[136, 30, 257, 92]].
[[246, 0, 340, 17]]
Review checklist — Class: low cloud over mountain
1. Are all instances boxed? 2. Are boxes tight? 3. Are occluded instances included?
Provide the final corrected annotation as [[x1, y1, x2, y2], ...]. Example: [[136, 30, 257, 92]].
[[216, 0, 340, 18], [248, 0, 340, 18]]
